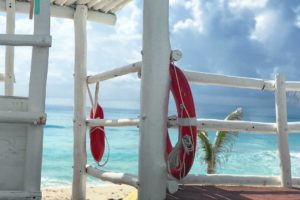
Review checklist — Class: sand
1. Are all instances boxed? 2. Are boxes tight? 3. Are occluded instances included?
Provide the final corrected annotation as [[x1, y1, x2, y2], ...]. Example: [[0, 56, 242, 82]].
[[42, 185, 136, 200]]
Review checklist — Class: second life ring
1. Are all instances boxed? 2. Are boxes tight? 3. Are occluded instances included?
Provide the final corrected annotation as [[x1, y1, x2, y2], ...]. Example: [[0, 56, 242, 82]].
[[166, 64, 197, 179], [90, 103, 105, 163]]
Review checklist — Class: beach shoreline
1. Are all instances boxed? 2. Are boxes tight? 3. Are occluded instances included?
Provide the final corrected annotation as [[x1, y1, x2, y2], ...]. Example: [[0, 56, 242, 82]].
[[42, 184, 136, 200]]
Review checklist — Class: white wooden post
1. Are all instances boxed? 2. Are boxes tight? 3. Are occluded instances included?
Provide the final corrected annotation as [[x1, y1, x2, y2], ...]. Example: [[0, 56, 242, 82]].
[[5, 0, 15, 96], [138, 0, 171, 199], [275, 74, 292, 187], [24, 0, 51, 192], [72, 5, 88, 200]]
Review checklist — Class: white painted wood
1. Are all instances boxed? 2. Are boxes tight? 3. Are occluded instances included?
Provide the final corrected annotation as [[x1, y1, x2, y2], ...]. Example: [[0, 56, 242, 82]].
[[0, 191, 41, 200], [195, 119, 276, 133], [0, 0, 116, 25], [24, 0, 51, 193], [275, 74, 292, 188], [93, 0, 110, 10], [139, 0, 171, 199], [0, 96, 28, 111], [0, 111, 46, 124], [87, 61, 141, 83], [286, 81, 300, 91], [5, 0, 15, 96], [87, 118, 139, 127], [72, 5, 88, 200], [184, 70, 275, 90], [287, 122, 300, 133], [0, 73, 5, 82], [0, 34, 51, 47], [86, 166, 139, 188], [181, 174, 282, 186], [87, 117, 277, 134], [102, 0, 123, 13], [110, 0, 131, 13]]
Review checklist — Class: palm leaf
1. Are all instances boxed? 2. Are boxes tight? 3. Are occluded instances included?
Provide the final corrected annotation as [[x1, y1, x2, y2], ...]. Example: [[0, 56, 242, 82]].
[[213, 107, 243, 166], [197, 130, 213, 163]]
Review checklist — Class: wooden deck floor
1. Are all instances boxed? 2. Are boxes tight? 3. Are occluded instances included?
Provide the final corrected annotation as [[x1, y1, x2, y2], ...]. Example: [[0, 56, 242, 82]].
[[166, 185, 300, 200]]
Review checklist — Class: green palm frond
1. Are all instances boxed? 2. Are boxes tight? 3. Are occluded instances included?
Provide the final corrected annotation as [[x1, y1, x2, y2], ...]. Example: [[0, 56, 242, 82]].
[[214, 107, 243, 164], [197, 130, 213, 163]]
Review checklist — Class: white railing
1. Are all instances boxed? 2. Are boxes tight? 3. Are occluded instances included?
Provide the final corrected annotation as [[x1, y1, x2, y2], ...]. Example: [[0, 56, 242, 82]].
[[82, 61, 300, 190]]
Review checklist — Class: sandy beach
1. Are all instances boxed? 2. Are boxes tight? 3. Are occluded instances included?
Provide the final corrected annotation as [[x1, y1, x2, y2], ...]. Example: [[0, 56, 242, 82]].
[[42, 185, 136, 200]]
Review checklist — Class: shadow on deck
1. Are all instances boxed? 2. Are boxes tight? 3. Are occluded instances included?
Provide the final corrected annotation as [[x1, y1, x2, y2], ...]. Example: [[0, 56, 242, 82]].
[[166, 185, 300, 200]]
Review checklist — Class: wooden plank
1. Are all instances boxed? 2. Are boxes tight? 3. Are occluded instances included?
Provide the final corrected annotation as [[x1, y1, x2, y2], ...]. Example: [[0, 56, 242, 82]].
[[138, 0, 171, 199], [0, 0, 116, 25], [23, 0, 50, 192], [0, 111, 46, 124], [275, 74, 292, 187], [86, 166, 138, 188], [86, 61, 141, 83], [0, 34, 51, 47], [72, 5, 88, 200], [5, 0, 15, 96]]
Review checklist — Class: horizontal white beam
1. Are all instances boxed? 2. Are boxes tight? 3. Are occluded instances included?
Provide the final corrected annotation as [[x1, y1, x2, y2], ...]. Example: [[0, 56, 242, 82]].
[[0, 73, 4, 82], [287, 122, 300, 133], [0, 34, 51, 47], [85, 62, 300, 92], [0, 0, 116, 25], [195, 119, 277, 133], [184, 70, 275, 90], [0, 111, 46, 124], [87, 118, 139, 127], [87, 61, 142, 84], [86, 117, 300, 134], [86, 165, 138, 188], [86, 165, 178, 193], [181, 174, 284, 186], [286, 81, 300, 91]]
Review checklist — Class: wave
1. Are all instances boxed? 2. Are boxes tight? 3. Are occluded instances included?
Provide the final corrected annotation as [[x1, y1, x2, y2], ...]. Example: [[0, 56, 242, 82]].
[[45, 125, 66, 129]]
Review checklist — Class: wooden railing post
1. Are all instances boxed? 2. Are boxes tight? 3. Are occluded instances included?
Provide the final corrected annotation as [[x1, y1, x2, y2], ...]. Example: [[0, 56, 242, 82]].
[[5, 0, 15, 96], [138, 0, 171, 199], [275, 74, 292, 187], [72, 5, 88, 200]]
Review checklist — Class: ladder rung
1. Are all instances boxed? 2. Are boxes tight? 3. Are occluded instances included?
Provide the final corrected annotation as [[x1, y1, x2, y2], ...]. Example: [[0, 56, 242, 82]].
[[0, 34, 52, 47], [0, 111, 46, 124]]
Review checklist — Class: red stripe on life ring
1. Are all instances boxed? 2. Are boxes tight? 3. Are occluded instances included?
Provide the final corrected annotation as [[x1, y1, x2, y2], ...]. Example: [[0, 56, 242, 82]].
[[89, 103, 105, 163], [166, 64, 197, 179]]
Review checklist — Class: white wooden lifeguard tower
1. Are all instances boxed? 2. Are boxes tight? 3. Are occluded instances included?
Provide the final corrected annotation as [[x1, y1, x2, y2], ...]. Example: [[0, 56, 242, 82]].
[[71, 0, 300, 200], [0, 0, 50, 199], [0, 0, 300, 200]]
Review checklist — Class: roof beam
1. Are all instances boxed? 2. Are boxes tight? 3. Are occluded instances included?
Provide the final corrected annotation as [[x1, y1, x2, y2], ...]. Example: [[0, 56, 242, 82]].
[[0, 0, 116, 25]]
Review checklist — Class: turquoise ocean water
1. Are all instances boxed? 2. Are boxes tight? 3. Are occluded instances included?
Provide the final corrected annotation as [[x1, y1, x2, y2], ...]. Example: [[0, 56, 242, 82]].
[[42, 104, 300, 186]]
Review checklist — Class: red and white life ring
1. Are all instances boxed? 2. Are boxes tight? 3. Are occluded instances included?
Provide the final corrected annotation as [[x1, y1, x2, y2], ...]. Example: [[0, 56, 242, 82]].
[[90, 103, 105, 163], [166, 64, 197, 179]]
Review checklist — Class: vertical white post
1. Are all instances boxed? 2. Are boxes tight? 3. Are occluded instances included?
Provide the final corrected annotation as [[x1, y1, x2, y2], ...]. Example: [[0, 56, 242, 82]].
[[275, 74, 292, 187], [138, 0, 171, 199], [72, 5, 88, 200], [5, 0, 15, 96], [24, 0, 51, 192]]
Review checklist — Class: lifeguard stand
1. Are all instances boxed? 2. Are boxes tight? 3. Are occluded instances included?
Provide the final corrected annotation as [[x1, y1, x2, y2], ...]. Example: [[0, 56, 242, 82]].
[[0, 0, 51, 199]]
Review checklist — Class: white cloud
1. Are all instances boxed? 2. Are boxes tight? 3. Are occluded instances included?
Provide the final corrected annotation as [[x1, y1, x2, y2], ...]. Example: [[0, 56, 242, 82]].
[[229, 0, 268, 10], [172, 0, 204, 33]]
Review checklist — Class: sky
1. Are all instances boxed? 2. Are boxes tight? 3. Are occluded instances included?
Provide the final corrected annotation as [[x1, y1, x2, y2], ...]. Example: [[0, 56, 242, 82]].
[[1, 0, 300, 112]]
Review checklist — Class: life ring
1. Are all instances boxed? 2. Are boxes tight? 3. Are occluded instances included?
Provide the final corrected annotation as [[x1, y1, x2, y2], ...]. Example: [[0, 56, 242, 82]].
[[166, 64, 197, 179], [90, 103, 105, 163]]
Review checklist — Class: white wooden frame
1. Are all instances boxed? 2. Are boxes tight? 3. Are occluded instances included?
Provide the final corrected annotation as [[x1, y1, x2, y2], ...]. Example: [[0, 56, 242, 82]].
[[0, 0, 51, 199], [72, 1, 299, 200]]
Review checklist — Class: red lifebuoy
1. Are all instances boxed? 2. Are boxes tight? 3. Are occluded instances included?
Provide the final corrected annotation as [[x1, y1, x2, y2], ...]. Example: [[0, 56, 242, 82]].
[[90, 103, 105, 163], [166, 64, 197, 179]]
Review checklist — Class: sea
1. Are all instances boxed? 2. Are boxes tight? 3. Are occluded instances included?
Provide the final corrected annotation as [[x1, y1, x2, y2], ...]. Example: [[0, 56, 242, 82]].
[[42, 103, 300, 187]]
